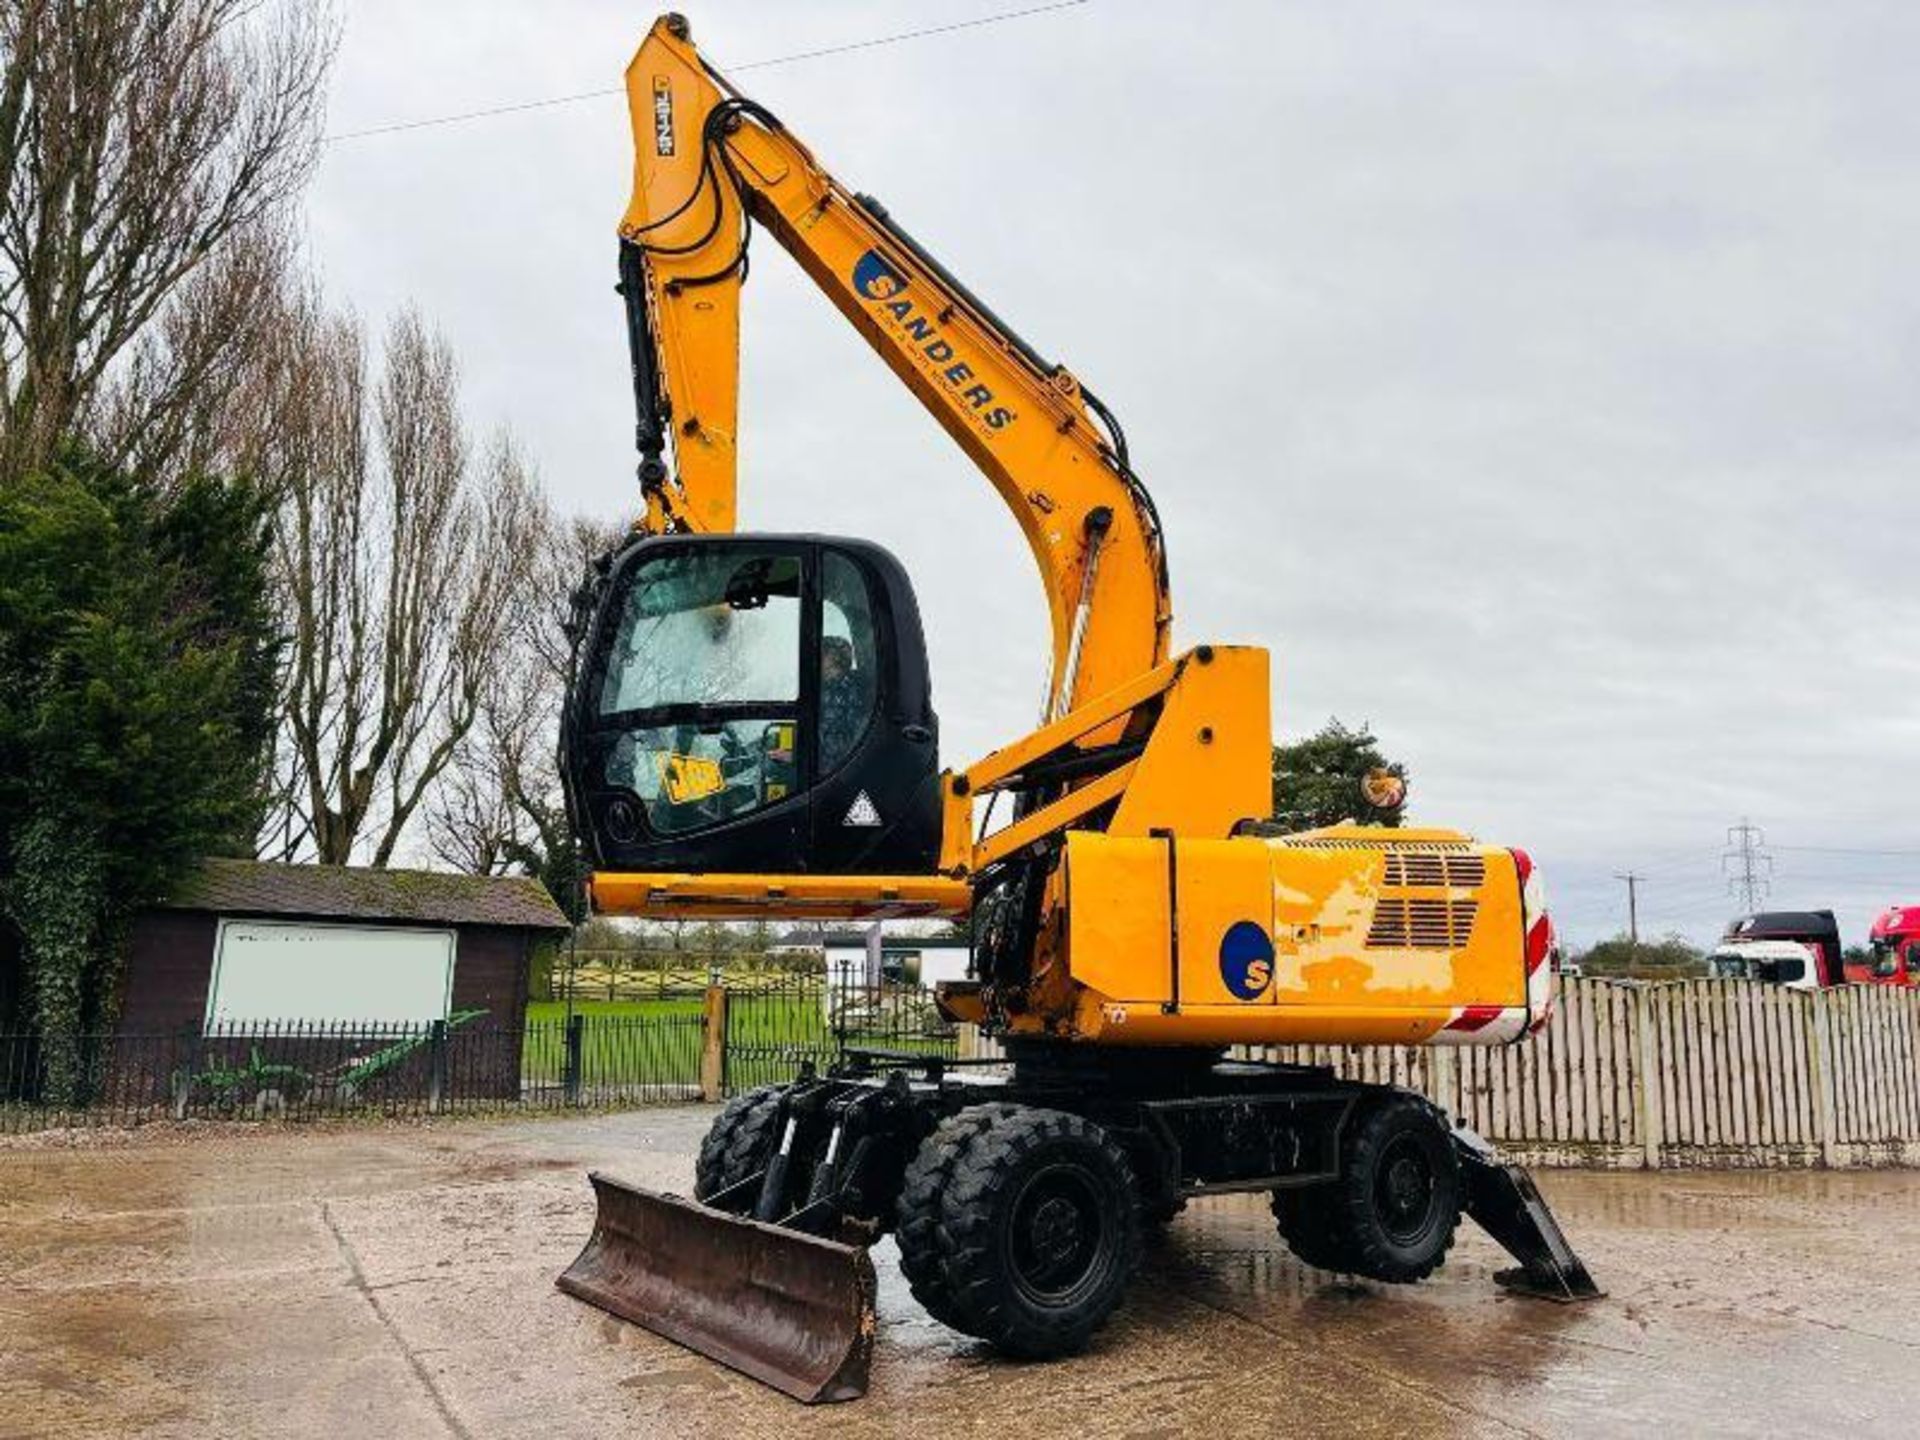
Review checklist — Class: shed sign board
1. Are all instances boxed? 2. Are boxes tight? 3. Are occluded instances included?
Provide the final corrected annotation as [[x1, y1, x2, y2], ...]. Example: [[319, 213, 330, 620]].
[[206, 920, 455, 1027]]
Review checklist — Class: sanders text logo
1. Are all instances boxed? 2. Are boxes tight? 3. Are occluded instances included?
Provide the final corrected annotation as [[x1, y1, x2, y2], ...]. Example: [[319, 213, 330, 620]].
[[849, 249, 1015, 432]]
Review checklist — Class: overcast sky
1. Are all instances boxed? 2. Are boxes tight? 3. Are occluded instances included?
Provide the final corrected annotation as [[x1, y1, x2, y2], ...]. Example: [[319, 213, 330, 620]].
[[306, 1, 1920, 947]]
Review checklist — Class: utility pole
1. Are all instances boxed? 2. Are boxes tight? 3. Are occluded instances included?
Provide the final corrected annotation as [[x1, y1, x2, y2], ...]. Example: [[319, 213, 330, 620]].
[[1614, 872, 1642, 950], [1723, 818, 1772, 913]]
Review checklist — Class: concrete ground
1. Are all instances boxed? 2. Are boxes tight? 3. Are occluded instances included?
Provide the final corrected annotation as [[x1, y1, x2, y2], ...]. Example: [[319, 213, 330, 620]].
[[3, 1109, 1918, 1439]]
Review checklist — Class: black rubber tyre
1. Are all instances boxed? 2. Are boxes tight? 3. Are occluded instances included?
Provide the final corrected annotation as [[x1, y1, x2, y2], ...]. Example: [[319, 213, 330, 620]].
[[894, 1105, 1005, 1328], [927, 1105, 1143, 1358], [693, 1085, 783, 1200], [1142, 1191, 1189, 1229], [1321, 1095, 1461, 1283], [1270, 1185, 1353, 1272]]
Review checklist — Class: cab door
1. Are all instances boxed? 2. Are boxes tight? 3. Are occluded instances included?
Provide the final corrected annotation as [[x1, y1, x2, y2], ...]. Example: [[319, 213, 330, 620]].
[[567, 534, 942, 877], [801, 544, 942, 873], [578, 539, 813, 873]]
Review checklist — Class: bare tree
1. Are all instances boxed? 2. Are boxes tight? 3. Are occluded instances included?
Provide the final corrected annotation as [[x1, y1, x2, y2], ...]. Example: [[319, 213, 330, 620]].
[[428, 504, 628, 883], [0, 0, 333, 470], [425, 498, 555, 875], [263, 304, 543, 867], [90, 221, 296, 483]]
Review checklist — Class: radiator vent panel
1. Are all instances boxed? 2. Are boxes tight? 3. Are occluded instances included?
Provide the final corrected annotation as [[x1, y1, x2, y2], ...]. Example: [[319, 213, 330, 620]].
[[1368, 897, 1480, 950]]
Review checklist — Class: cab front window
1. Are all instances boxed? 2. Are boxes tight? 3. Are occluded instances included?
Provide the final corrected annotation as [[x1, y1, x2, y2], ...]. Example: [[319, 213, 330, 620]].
[[597, 548, 802, 835], [599, 550, 801, 715]]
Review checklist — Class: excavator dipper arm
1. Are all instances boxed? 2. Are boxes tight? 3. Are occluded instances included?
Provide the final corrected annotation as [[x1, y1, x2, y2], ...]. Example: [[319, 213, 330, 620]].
[[620, 14, 1168, 722]]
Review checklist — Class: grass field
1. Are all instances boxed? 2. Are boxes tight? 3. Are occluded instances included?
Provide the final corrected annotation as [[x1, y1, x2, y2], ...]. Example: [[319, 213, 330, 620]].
[[521, 1001, 706, 1087], [526, 998, 703, 1023], [520, 990, 951, 1089]]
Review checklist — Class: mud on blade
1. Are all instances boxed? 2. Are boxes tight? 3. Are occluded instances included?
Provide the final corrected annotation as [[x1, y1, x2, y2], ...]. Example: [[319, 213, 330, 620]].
[[557, 1172, 877, 1404]]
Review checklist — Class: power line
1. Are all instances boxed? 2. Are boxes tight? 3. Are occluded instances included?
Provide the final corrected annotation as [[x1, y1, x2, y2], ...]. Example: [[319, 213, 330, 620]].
[[1630, 849, 1725, 877], [1638, 883, 1747, 905], [729, 0, 1092, 72], [323, 1, 1093, 145], [1772, 843, 1920, 858], [326, 86, 618, 143]]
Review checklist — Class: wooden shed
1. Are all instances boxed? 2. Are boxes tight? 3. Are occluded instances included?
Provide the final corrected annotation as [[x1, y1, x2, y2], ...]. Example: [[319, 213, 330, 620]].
[[123, 860, 568, 1034]]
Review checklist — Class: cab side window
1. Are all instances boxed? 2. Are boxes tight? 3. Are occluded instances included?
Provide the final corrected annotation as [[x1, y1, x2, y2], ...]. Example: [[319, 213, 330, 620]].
[[819, 552, 878, 773]]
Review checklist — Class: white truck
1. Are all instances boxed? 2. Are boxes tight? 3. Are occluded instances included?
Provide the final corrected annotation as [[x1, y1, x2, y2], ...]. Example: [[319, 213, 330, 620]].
[[1707, 938, 1821, 990]]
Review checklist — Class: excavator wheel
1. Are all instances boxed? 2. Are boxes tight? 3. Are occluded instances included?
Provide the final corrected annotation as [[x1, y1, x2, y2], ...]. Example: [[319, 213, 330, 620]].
[[693, 1084, 784, 1200], [1318, 1095, 1462, 1284], [893, 1105, 1006, 1328], [1271, 1187, 1354, 1273], [1142, 1192, 1189, 1230], [902, 1104, 1143, 1358]]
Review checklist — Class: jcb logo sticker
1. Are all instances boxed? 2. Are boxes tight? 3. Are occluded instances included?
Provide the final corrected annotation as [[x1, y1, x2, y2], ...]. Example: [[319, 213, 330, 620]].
[[652, 77, 675, 155], [1219, 921, 1275, 1001], [657, 751, 721, 803]]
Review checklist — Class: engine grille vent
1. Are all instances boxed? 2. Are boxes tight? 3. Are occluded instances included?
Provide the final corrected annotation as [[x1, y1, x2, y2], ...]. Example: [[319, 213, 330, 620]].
[[1382, 852, 1486, 888], [1368, 898, 1479, 950], [1281, 836, 1474, 853]]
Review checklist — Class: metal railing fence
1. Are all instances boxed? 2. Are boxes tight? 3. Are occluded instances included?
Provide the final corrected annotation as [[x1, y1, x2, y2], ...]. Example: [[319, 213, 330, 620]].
[[0, 967, 952, 1133]]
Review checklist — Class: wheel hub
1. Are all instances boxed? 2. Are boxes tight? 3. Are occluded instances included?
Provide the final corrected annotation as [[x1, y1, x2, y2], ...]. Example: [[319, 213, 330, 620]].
[[1029, 1195, 1081, 1268], [1376, 1139, 1436, 1241], [1009, 1164, 1107, 1302]]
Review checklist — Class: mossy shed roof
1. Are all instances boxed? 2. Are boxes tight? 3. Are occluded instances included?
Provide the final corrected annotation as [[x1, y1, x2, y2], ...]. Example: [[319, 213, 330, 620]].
[[160, 860, 569, 932]]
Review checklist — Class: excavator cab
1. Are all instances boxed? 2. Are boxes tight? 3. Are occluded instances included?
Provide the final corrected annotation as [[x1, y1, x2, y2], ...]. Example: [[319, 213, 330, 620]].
[[565, 533, 944, 877]]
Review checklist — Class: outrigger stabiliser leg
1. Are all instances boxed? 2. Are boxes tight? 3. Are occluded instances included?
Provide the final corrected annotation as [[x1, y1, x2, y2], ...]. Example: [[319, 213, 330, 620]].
[[1452, 1127, 1603, 1303]]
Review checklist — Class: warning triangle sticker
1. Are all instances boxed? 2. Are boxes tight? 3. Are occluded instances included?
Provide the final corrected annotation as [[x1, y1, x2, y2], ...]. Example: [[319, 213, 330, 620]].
[[843, 791, 882, 827]]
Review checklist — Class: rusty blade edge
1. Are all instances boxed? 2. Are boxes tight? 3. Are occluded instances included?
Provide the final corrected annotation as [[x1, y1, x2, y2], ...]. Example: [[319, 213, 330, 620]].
[[557, 1172, 877, 1404]]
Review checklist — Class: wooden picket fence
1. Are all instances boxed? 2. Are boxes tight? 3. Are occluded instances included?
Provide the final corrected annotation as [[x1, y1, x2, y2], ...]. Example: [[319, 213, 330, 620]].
[[963, 977, 1920, 1169]]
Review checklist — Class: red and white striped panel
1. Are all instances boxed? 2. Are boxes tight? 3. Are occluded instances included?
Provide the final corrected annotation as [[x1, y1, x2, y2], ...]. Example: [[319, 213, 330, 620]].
[[1516, 848, 1556, 1034], [1428, 848, 1552, 1046]]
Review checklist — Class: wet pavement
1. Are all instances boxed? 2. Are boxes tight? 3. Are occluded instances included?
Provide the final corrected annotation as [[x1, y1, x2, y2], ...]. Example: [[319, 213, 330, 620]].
[[3, 1108, 1918, 1438]]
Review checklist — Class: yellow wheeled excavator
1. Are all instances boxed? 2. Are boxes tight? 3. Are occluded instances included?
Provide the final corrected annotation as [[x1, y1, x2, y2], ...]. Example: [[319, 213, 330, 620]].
[[557, 13, 1597, 1404]]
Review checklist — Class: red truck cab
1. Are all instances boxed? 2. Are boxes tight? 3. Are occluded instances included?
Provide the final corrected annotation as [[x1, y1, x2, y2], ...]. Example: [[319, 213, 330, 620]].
[[1865, 907, 1920, 986]]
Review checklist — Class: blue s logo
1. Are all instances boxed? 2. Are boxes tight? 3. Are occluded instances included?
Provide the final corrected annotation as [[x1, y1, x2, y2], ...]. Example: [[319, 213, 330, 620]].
[[852, 249, 908, 301], [1219, 921, 1275, 1001]]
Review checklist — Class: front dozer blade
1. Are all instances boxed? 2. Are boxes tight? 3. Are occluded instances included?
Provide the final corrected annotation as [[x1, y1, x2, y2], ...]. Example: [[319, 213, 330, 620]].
[[557, 1172, 877, 1403], [1453, 1130, 1603, 1303]]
